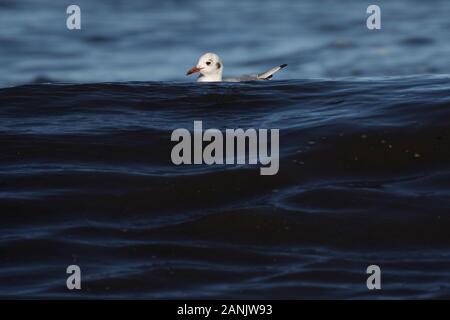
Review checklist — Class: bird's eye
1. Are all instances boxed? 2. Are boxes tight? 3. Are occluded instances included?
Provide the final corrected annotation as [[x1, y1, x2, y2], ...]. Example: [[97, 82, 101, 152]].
[[206, 61, 211, 66]]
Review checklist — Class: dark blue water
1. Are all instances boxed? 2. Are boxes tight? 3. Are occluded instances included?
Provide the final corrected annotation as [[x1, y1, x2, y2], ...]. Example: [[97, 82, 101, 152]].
[[1, 0, 450, 299], [1, 77, 450, 299]]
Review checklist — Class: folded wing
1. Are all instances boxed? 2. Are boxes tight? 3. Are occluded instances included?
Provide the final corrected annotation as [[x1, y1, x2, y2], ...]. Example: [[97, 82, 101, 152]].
[[223, 64, 287, 82], [257, 64, 288, 80]]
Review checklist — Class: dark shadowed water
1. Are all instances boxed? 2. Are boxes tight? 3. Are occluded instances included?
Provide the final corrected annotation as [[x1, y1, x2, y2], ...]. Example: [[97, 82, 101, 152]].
[[1, 77, 450, 299], [1, 0, 450, 299]]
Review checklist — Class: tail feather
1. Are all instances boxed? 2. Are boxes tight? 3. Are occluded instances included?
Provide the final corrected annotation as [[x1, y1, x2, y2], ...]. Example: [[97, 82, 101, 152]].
[[257, 64, 287, 80]]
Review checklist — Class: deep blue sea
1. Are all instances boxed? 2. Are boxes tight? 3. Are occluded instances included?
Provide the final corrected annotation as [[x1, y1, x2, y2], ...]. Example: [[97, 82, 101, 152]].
[[1, 0, 450, 299]]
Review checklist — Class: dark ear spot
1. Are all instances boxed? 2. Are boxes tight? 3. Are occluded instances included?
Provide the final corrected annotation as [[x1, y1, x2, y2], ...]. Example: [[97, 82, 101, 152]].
[[216, 62, 221, 69]]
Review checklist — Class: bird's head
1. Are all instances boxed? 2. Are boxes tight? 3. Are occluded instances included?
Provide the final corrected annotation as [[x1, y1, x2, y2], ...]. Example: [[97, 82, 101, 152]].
[[186, 52, 223, 78]]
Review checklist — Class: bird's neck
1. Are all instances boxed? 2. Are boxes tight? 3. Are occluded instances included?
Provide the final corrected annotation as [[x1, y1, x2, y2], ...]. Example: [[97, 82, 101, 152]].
[[198, 71, 223, 82]]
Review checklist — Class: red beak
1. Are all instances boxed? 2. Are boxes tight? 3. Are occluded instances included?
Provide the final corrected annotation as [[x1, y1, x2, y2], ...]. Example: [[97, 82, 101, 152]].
[[186, 66, 203, 76]]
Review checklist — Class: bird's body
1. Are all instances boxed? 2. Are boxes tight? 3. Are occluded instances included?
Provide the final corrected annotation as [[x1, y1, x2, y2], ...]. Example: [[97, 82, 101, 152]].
[[187, 53, 287, 82]]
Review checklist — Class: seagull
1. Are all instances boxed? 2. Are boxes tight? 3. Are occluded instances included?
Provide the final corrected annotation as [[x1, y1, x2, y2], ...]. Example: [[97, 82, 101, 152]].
[[186, 52, 287, 82]]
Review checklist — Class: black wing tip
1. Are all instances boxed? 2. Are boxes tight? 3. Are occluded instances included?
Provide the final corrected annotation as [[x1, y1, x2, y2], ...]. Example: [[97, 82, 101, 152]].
[[280, 64, 288, 69]]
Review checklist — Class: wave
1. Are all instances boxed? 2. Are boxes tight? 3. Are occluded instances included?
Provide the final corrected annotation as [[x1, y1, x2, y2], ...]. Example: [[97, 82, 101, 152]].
[[1, 76, 450, 298]]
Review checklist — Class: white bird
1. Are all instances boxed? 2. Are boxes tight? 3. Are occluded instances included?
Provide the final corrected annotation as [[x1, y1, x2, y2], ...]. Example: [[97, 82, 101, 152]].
[[186, 52, 287, 82]]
